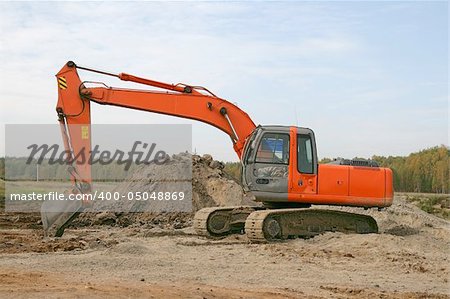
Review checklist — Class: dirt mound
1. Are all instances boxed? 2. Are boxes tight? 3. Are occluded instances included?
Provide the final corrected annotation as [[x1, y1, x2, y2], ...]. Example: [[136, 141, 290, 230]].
[[375, 195, 449, 232], [72, 153, 256, 229]]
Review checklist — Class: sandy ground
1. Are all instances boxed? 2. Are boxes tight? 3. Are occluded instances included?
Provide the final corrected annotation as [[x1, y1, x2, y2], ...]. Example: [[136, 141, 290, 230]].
[[1, 195, 449, 298]]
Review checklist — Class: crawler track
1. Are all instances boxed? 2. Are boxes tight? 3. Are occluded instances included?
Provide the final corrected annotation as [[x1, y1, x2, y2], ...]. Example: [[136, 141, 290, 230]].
[[245, 209, 378, 242]]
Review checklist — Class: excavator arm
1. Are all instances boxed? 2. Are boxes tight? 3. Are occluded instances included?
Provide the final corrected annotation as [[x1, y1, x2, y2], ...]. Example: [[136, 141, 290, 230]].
[[43, 61, 256, 237]]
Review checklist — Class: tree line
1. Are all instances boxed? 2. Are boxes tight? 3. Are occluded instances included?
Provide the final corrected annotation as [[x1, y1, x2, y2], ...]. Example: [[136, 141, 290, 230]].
[[371, 145, 449, 194]]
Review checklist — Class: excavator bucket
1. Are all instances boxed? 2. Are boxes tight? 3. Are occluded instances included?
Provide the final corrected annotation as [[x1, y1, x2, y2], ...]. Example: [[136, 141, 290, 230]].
[[41, 200, 84, 237]]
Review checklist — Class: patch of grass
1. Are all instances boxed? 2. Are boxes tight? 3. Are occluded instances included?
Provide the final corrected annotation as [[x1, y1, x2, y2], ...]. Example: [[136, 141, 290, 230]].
[[402, 193, 450, 220]]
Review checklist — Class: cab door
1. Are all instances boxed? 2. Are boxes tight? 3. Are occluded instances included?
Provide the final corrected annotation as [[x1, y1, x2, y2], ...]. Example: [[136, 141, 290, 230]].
[[242, 127, 290, 195], [289, 127, 318, 196]]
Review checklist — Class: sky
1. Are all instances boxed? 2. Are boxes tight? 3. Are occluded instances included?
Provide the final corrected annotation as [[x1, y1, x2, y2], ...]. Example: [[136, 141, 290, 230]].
[[0, 1, 448, 162]]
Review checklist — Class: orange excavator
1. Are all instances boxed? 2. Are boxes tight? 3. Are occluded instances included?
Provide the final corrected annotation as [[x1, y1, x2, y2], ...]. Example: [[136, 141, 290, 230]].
[[42, 61, 393, 241]]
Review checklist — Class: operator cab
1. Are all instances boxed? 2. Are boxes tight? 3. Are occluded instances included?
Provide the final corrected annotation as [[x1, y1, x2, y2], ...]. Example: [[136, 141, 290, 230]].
[[241, 125, 318, 203]]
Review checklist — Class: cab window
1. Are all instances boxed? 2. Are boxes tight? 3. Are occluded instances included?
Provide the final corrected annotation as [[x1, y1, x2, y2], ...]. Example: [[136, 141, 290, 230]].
[[298, 134, 313, 173], [255, 133, 289, 164]]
